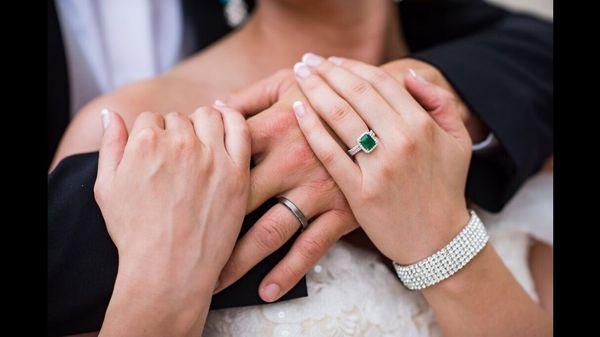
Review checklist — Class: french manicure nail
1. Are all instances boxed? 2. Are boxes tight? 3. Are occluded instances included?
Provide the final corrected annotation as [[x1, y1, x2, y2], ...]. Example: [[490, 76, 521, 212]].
[[214, 99, 226, 107], [302, 52, 323, 67], [294, 62, 311, 79], [261, 283, 281, 302], [293, 101, 306, 118], [101, 108, 110, 129], [409, 68, 429, 84], [328, 56, 344, 65]]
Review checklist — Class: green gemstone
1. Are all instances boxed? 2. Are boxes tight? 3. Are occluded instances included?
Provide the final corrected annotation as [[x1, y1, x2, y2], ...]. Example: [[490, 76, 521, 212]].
[[359, 132, 377, 152]]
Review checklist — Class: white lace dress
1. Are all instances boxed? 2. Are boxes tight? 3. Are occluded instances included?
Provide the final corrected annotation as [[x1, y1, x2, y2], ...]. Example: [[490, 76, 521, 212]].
[[203, 172, 553, 337]]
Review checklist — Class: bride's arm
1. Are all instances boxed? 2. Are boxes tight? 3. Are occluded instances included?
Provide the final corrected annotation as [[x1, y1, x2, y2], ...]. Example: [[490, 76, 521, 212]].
[[422, 245, 551, 337], [290, 55, 552, 336]]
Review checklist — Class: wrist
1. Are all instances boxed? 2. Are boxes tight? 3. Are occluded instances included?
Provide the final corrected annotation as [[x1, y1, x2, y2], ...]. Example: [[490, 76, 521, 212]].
[[102, 267, 214, 336], [393, 206, 471, 265]]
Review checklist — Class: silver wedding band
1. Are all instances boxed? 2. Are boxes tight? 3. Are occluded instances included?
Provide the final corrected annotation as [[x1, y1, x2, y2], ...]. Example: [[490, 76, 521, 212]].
[[277, 197, 308, 229]]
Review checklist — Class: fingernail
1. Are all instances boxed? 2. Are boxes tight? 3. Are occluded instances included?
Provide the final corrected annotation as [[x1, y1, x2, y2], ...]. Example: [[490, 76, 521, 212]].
[[328, 56, 344, 66], [261, 283, 281, 302], [292, 101, 306, 118], [409, 68, 428, 84], [294, 62, 311, 79], [302, 52, 323, 67], [100, 108, 110, 129], [214, 99, 226, 107]]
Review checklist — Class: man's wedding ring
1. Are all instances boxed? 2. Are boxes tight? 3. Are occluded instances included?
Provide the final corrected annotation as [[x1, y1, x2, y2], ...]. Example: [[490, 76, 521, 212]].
[[347, 130, 378, 156], [277, 197, 308, 229]]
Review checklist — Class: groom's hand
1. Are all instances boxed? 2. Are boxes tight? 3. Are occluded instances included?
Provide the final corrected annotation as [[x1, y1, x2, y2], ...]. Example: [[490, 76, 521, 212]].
[[380, 58, 489, 143], [214, 70, 359, 302]]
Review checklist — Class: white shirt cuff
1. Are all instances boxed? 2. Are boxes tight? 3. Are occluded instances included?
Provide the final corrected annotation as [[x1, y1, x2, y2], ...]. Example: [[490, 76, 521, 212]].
[[472, 133, 498, 153]]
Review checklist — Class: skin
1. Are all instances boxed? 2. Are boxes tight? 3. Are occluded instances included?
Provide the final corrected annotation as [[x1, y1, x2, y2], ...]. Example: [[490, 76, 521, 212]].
[[52, 0, 548, 305], [94, 105, 250, 336], [291, 54, 552, 337]]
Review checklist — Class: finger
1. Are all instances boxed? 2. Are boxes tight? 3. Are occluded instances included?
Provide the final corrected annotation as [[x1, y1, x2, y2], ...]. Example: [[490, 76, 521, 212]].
[[292, 100, 360, 194], [246, 111, 274, 157], [130, 110, 165, 135], [303, 53, 402, 135], [258, 210, 354, 302], [405, 70, 470, 141], [294, 61, 370, 149], [213, 101, 251, 168], [215, 187, 327, 293], [329, 56, 425, 119], [97, 109, 128, 183], [189, 106, 225, 150], [164, 111, 195, 135], [225, 69, 295, 117], [247, 150, 295, 212]]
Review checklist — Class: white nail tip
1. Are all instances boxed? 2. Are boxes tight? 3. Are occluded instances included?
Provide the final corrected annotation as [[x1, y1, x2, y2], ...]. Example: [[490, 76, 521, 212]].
[[292, 101, 305, 118], [101, 108, 110, 129], [294, 62, 311, 79], [214, 99, 226, 107], [302, 53, 323, 67]]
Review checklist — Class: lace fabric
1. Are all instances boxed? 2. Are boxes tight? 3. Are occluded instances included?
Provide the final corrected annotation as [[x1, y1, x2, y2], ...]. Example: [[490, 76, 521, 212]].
[[203, 172, 553, 337]]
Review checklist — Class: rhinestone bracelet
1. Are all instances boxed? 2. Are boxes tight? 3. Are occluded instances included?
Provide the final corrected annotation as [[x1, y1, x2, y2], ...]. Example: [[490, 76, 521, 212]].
[[393, 210, 489, 290]]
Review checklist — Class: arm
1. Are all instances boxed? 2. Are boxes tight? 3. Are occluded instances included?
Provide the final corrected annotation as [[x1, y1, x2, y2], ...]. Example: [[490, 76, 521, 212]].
[[396, 0, 553, 212], [94, 106, 250, 336], [292, 56, 551, 336], [48, 126, 307, 336]]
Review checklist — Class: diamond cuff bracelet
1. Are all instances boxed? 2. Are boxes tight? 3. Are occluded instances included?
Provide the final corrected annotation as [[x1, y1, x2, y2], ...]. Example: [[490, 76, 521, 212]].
[[393, 210, 489, 290]]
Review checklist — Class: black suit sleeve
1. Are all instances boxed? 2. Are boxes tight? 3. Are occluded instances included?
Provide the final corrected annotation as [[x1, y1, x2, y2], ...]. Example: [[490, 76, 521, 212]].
[[399, 0, 553, 212], [48, 153, 307, 336]]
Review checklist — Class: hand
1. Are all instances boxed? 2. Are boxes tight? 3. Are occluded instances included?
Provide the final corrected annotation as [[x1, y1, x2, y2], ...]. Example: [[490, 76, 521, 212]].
[[380, 58, 489, 143], [94, 106, 250, 336], [214, 70, 359, 302], [292, 54, 472, 265]]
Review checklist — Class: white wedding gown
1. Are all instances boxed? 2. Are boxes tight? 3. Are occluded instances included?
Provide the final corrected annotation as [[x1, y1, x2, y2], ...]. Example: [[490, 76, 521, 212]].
[[203, 171, 553, 337]]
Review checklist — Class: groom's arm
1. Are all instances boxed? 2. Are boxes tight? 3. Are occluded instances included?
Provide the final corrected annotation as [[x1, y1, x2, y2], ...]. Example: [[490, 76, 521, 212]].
[[47, 153, 307, 337], [398, 0, 553, 212]]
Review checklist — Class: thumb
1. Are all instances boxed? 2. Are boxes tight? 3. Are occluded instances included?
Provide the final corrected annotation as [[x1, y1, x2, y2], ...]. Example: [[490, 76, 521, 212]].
[[225, 69, 295, 117], [97, 109, 128, 183], [405, 69, 469, 142]]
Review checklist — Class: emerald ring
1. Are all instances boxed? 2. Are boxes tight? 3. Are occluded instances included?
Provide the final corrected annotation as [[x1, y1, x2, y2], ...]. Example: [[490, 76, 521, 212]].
[[347, 130, 378, 156]]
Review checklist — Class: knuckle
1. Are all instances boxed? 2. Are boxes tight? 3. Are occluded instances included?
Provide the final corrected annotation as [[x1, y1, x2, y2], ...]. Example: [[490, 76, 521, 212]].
[[368, 68, 394, 87], [349, 80, 371, 96], [172, 134, 197, 152], [319, 149, 338, 168], [279, 261, 302, 281], [297, 236, 326, 262], [319, 61, 336, 75], [165, 111, 181, 119], [416, 116, 436, 140], [378, 160, 396, 181], [328, 102, 351, 122], [303, 175, 337, 195], [138, 110, 158, 119], [398, 135, 417, 156], [362, 184, 381, 204], [135, 127, 159, 146], [253, 218, 288, 251]]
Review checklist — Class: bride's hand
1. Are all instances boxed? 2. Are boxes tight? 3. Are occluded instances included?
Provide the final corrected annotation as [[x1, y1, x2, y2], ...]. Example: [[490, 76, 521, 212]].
[[94, 106, 250, 335], [292, 54, 472, 265]]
